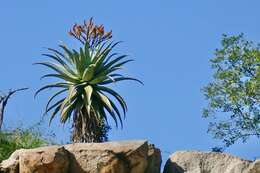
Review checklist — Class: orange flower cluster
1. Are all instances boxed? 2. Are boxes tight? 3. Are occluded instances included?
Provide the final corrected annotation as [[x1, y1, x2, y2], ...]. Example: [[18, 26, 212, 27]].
[[69, 18, 112, 46]]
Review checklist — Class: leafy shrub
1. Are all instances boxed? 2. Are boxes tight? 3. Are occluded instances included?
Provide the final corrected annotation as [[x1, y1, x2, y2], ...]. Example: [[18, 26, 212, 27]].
[[0, 126, 53, 162]]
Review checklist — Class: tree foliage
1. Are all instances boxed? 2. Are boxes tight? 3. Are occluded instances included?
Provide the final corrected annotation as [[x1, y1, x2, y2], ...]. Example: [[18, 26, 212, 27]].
[[35, 18, 142, 143], [203, 34, 260, 147]]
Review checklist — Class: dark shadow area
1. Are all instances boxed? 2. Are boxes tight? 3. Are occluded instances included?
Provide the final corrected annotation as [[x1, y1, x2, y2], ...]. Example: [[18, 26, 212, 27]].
[[67, 152, 87, 173], [163, 160, 184, 173]]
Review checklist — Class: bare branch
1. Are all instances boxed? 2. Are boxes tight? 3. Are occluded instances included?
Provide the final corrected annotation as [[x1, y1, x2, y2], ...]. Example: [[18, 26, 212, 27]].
[[0, 88, 29, 130]]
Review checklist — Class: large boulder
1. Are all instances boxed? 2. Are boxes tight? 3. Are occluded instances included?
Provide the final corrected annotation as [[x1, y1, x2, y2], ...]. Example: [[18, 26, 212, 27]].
[[0, 140, 161, 173], [64, 140, 161, 173], [163, 151, 259, 173]]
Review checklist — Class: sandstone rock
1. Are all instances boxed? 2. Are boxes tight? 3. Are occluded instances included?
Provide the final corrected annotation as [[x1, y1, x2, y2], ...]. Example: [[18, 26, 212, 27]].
[[64, 140, 161, 173], [19, 146, 69, 173], [163, 151, 259, 173], [0, 149, 25, 173], [1, 140, 161, 173]]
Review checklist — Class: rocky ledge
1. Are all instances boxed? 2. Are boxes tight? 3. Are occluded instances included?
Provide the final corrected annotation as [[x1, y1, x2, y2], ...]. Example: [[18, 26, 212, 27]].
[[1, 140, 259, 173], [0, 140, 161, 173]]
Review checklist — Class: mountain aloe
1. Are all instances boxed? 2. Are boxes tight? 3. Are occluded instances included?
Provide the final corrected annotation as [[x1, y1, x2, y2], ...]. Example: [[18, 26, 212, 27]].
[[35, 18, 142, 142]]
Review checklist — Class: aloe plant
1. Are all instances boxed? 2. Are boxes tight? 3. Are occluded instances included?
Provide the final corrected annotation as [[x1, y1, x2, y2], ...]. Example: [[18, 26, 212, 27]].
[[35, 18, 142, 142]]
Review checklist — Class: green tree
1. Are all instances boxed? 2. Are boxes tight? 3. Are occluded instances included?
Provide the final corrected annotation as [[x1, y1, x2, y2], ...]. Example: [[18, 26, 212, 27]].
[[203, 34, 260, 147], [35, 18, 142, 143]]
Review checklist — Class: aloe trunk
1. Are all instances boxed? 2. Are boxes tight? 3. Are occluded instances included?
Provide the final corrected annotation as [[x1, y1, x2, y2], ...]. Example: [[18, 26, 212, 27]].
[[71, 108, 110, 142]]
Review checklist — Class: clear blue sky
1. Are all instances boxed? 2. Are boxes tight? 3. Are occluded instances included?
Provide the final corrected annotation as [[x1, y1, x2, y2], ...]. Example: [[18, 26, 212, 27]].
[[1, 0, 259, 163]]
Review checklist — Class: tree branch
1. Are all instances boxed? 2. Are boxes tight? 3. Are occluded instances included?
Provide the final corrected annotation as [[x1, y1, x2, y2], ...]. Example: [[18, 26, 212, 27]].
[[0, 88, 28, 130]]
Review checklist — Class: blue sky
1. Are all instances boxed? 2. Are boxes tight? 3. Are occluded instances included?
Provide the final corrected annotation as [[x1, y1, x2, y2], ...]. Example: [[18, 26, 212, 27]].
[[1, 0, 259, 163]]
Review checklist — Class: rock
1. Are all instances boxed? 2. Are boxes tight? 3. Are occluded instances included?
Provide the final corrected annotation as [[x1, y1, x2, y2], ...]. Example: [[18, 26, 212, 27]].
[[19, 146, 69, 173], [0, 149, 25, 173], [1, 140, 161, 173], [163, 151, 259, 173], [64, 140, 161, 173]]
